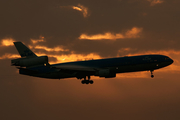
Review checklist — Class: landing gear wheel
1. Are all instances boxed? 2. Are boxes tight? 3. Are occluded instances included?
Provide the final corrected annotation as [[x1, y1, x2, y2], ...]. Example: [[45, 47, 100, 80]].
[[81, 76, 94, 84], [81, 80, 94, 84], [150, 70, 154, 78], [81, 80, 85, 84], [151, 75, 154, 78], [85, 80, 89, 84], [89, 80, 94, 84]]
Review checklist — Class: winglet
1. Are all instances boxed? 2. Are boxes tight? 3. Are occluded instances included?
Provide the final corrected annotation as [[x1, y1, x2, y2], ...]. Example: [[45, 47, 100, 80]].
[[14, 42, 37, 58]]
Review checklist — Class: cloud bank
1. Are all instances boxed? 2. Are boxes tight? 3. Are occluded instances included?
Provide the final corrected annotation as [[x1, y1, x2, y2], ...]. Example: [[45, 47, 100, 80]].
[[79, 27, 143, 40]]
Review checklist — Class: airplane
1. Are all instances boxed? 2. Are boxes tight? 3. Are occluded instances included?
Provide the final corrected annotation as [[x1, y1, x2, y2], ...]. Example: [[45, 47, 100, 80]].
[[11, 42, 174, 84]]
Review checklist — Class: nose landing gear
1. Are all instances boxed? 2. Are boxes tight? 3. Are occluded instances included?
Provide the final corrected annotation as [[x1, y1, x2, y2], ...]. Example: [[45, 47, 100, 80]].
[[150, 70, 154, 78], [81, 76, 94, 84]]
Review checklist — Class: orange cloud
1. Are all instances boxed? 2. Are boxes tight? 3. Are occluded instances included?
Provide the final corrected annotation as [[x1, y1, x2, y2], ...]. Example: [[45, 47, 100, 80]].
[[79, 27, 143, 40], [0, 53, 20, 59], [60, 4, 89, 18], [118, 48, 137, 56], [31, 36, 45, 44], [31, 39, 44, 44], [43, 53, 101, 64], [125, 27, 143, 38], [72, 6, 82, 11], [34, 45, 69, 52], [147, 0, 164, 6], [1, 38, 15, 46], [72, 4, 89, 17], [0, 51, 100, 65]]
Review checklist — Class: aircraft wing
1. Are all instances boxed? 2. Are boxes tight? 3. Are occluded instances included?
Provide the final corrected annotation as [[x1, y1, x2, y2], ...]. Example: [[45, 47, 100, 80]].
[[51, 65, 98, 72], [17, 67, 39, 73]]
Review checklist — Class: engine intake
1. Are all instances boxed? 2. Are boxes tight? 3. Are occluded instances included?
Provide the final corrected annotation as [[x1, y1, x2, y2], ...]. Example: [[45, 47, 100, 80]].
[[11, 56, 48, 67]]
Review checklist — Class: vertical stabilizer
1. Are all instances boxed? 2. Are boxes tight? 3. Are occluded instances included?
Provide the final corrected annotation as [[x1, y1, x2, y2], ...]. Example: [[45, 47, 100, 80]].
[[14, 42, 37, 58]]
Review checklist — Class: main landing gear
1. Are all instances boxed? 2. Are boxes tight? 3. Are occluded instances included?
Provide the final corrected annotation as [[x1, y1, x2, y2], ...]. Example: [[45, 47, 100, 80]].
[[81, 76, 94, 84], [150, 70, 154, 78]]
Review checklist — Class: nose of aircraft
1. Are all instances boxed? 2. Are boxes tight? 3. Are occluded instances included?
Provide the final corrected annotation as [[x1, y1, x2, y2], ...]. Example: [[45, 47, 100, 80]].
[[170, 58, 174, 64], [164, 56, 174, 66], [166, 57, 174, 65]]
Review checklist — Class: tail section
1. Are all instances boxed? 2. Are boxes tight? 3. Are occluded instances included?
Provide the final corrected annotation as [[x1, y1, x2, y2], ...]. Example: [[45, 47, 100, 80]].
[[12, 42, 49, 67], [14, 42, 37, 58]]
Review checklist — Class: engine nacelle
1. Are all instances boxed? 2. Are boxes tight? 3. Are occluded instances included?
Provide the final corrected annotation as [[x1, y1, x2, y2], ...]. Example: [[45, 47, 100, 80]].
[[11, 56, 48, 67], [96, 69, 116, 78]]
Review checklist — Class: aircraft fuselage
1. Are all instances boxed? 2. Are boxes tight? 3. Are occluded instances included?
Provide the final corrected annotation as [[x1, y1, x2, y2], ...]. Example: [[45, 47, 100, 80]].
[[19, 54, 173, 79]]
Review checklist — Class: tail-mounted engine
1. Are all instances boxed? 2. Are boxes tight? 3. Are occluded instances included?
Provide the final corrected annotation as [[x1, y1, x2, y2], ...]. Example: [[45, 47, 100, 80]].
[[11, 56, 49, 67]]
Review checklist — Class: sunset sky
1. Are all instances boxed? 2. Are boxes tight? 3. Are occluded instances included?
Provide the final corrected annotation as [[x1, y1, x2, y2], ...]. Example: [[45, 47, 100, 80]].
[[1, 0, 180, 120]]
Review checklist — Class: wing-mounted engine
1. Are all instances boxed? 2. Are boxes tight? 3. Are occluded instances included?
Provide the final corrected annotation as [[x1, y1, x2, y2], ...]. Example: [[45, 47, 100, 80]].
[[95, 69, 116, 78], [11, 56, 49, 67]]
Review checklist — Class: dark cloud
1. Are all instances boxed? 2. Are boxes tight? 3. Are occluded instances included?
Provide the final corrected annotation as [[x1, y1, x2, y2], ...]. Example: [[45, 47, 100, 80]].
[[0, 0, 180, 55]]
